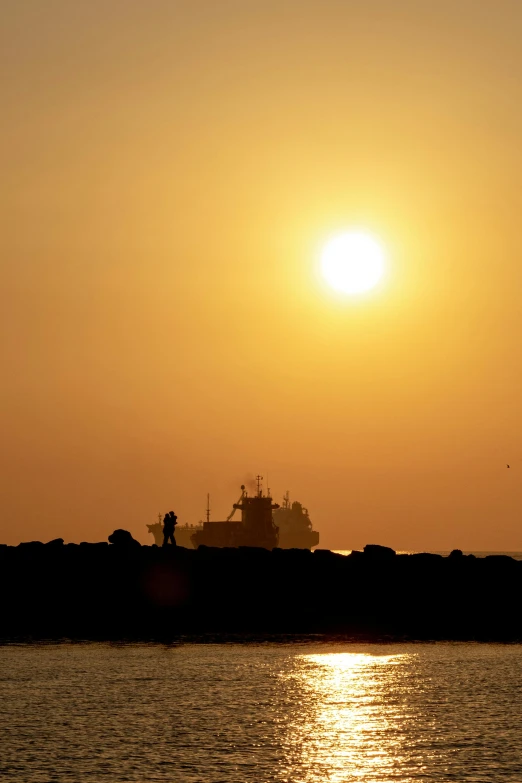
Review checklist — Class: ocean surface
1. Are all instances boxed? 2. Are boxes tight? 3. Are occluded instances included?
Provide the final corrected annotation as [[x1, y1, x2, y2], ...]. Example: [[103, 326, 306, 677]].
[[1, 642, 522, 782], [333, 550, 522, 559]]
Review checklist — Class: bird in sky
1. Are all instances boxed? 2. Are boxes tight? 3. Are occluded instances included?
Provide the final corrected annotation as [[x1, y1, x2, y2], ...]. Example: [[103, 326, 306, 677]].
[[507, 464, 510, 468]]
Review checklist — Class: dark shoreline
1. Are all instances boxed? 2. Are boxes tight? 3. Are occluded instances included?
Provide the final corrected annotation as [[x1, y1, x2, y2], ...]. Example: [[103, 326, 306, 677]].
[[2, 542, 522, 642], [2, 635, 522, 647]]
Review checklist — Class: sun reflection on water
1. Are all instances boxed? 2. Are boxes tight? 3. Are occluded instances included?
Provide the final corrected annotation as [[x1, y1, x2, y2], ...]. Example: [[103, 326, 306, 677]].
[[279, 651, 412, 782]]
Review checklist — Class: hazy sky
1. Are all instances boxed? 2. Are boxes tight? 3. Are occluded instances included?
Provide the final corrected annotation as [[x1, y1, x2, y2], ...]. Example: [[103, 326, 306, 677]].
[[2, 0, 522, 548]]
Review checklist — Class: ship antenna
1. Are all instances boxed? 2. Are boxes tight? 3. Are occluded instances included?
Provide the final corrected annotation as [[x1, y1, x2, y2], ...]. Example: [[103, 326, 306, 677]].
[[206, 493, 211, 523], [256, 474, 263, 497]]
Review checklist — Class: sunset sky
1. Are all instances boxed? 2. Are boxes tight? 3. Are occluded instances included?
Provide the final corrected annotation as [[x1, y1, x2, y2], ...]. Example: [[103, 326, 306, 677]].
[[2, 0, 522, 549]]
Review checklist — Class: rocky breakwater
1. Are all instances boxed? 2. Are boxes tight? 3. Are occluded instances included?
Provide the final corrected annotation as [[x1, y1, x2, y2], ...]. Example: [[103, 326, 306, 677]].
[[0, 537, 521, 640]]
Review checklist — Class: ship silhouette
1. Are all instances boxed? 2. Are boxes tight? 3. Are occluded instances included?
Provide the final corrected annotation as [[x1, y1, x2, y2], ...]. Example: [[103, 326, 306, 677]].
[[273, 492, 320, 549], [147, 478, 320, 550]]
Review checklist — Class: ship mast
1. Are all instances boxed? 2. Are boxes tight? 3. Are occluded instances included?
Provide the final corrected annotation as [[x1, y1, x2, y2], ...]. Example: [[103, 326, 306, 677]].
[[206, 493, 211, 523], [256, 474, 263, 497]]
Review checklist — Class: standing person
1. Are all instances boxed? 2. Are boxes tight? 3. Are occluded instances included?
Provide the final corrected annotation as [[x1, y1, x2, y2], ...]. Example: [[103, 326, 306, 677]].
[[162, 511, 178, 547]]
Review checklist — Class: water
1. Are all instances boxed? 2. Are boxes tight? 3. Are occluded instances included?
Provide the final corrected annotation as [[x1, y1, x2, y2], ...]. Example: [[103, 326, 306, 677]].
[[1, 642, 522, 782]]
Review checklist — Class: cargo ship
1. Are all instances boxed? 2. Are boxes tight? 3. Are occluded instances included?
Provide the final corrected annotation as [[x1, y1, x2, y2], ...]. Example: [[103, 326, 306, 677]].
[[273, 492, 320, 550], [147, 479, 320, 550], [191, 480, 279, 549]]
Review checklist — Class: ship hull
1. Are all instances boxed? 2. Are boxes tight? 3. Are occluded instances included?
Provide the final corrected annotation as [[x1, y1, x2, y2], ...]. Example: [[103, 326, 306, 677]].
[[278, 530, 320, 550], [175, 527, 201, 549], [191, 520, 278, 550]]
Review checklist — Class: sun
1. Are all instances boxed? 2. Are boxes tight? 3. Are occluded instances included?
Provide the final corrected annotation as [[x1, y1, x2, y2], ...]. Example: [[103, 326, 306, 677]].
[[320, 231, 386, 294]]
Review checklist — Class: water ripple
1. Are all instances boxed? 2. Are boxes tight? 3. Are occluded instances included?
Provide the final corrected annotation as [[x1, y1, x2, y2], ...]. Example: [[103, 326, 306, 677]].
[[0, 642, 521, 781]]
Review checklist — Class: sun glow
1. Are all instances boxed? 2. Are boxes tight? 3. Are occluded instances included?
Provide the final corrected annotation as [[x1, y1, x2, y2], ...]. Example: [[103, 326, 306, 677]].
[[280, 651, 408, 781], [321, 231, 386, 294]]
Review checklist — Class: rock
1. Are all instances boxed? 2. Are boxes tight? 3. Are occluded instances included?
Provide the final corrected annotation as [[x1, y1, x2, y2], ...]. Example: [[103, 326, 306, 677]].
[[449, 549, 464, 558], [17, 541, 44, 549], [0, 541, 521, 640], [108, 529, 141, 547], [45, 538, 64, 547], [312, 549, 346, 563], [485, 554, 515, 564], [364, 544, 396, 559], [238, 546, 271, 556]]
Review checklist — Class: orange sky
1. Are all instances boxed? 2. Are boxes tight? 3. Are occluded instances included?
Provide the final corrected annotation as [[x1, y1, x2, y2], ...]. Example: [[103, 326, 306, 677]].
[[2, 0, 522, 549]]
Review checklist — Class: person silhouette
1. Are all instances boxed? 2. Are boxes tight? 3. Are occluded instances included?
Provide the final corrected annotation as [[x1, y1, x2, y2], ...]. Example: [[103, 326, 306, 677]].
[[162, 511, 178, 547]]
